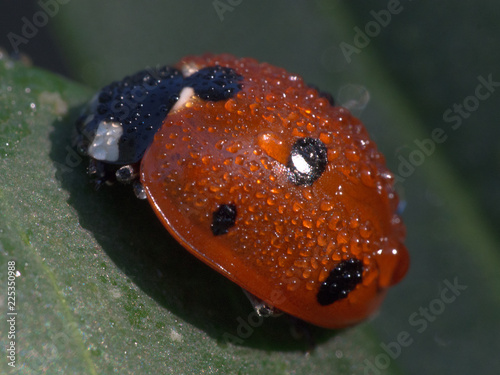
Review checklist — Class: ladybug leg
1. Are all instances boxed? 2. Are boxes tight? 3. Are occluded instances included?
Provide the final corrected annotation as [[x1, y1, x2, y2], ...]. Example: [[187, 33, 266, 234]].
[[242, 289, 283, 318], [88, 159, 118, 189], [114, 163, 146, 199], [132, 181, 147, 200], [87, 160, 146, 200], [115, 164, 139, 183]]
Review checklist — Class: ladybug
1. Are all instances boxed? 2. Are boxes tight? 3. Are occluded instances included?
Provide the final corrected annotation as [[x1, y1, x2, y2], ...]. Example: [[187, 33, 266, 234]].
[[75, 54, 409, 329]]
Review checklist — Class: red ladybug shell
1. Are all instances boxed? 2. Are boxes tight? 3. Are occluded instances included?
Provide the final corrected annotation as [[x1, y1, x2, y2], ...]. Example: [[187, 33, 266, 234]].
[[140, 54, 409, 329]]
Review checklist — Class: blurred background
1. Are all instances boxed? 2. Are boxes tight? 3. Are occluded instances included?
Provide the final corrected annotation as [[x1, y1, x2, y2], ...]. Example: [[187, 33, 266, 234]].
[[1, 1, 499, 374]]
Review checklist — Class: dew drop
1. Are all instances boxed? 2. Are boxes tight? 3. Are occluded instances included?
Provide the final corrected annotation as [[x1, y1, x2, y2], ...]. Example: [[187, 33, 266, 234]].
[[302, 219, 313, 229], [350, 234, 362, 256], [345, 147, 360, 162], [320, 201, 334, 212], [360, 163, 377, 187], [317, 234, 328, 247], [248, 161, 259, 171], [302, 268, 312, 279], [235, 155, 245, 165], [327, 148, 340, 161], [215, 140, 224, 150], [336, 229, 349, 244], [292, 202, 302, 212], [349, 215, 360, 228], [319, 132, 334, 145], [306, 280, 315, 290], [257, 132, 288, 164], [360, 221, 373, 239], [224, 98, 237, 112], [302, 189, 313, 200], [226, 141, 242, 153]]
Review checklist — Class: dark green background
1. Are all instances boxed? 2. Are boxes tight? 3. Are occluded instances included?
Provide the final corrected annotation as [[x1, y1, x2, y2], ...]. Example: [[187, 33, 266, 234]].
[[1, 1, 499, 374]]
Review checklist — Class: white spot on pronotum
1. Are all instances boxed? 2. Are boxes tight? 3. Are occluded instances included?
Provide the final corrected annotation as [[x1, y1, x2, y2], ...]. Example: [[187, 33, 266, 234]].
[[291, 153, 312, 174], [88, 120, 123, 162], [171, 87, 195, 112], [133, 181, 147, 200]]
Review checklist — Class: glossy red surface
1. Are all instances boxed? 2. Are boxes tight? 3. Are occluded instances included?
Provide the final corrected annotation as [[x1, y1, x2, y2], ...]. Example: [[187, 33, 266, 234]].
[[141, 54, 409, 328]]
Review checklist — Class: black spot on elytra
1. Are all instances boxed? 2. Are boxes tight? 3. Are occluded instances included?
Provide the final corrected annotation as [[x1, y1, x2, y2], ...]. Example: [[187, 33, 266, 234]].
[[185, 66, 242, 101], [317, 258, 363, 306], [287, 137, 328, 186], [211, 204, 237, 236]]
